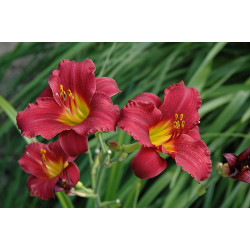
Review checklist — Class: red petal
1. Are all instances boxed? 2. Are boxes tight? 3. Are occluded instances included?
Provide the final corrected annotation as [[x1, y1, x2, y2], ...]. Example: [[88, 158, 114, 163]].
[[16, 97, 71, 140], [96, 77, 121, 97], [27, 175, 58, 200], [187, 126, 201, 141], [118, 101, 162, 147], [237, 147, 250, 164], [130, 147, 167, 179], [223, 153, 237, 168], [38, 86, 53, 98], [18, 142, 50, 179], [159, 81, 202, 132], [59, 130, 88, 157], [48, 59, 96, 106], [48, 140, 76, 162], [232, 171, 250, 183], [130, 92, 162, 108], [174, 134, 211, 182], [61, 162, 80, 187], [74, 92, 120, 135]]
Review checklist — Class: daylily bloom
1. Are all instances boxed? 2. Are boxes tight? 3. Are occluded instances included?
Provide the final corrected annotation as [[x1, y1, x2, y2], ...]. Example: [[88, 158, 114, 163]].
[[218, 147, 250, 183], [118, 81, 211, 182], [18, 141, 80, 200], [17, 59, 120, 157]]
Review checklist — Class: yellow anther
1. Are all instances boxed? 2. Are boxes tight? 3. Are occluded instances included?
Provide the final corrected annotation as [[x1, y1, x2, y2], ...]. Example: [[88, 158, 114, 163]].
[[40, 148, 46, 154], [243, 165, 249, 171], [41, 154, 46, 163], [175, 114, 178, 120], [60, 84, 64, 95], [181, 120, 185, 128], [40, 148, 47, 163], [176, 121, 180, 129], [63, 91, 67, 100], [173, 121, 177, 128], [67, 89, 74, 99], [180, 114, 183, 120]]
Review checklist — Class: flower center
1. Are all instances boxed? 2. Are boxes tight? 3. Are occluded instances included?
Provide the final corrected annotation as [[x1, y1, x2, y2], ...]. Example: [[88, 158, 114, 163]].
[[40, 148, 68, 179], [149, 113, 185, 152], [58, 84, 90, 126]]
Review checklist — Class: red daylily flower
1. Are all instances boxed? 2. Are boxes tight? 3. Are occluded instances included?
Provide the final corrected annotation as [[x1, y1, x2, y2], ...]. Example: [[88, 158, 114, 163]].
[[17, 59, 120, 157], [18, 141, 80, 200], [221, 147, 250, 183], [118, 81, 211, 182]]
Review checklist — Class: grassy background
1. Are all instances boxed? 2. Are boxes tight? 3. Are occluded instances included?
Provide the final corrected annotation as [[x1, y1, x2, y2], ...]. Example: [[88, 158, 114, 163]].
[[0, 42, 249, 208]]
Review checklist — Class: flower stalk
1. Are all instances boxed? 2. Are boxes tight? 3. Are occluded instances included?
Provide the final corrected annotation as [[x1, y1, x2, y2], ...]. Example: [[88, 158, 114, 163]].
[[94, 132, 108, 208], [108, 141, 142, 153]]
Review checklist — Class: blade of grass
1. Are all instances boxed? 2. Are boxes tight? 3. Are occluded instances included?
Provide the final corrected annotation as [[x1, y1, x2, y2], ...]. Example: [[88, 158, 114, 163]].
[[188, 42, 227, 92]]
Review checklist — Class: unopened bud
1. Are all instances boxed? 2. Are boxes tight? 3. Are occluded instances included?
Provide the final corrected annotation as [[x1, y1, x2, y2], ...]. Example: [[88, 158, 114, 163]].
[[105, 161, 110, 166], [107, 149, 112, 155], [108, 140, 119, 151], [216, 162, 230, 177], [118, 153, 128, 162], [75, 181, 84, 189], [95, 148, 100, 154]]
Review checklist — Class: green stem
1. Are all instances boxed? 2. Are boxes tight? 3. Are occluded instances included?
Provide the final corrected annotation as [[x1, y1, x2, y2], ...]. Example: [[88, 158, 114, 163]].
[[88, 149, 98, 190], [91, 154, 99, 190], [87, 149, 93, 165], [95, 163, 105, 208], [96, 132, 107, 154], [94, 132, 108, 208], [101, 199, 120, 207], [56, 192, 74, 208]]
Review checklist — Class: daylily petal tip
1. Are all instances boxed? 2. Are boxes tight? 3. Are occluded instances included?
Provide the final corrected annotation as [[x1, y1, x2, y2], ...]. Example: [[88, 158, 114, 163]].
[[130, 148, 167, 179]]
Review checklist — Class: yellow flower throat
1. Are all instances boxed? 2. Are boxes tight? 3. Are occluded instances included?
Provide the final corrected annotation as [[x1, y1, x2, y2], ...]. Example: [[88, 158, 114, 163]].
[[149, 113, 185, 153], [58, 84, 90, 126]]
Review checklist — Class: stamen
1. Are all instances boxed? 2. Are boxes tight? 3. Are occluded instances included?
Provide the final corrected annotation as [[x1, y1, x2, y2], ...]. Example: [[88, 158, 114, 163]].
[[40, 148, 47, 163], [172, 113, 185, 137], [68, 89, 74, 99], [173, 121, 177, 128], [58, 85, 90, 126], [60, 84, 64, 96], [181, 121, 185, 128], [41, 154, 46, 163], [176, 121, 180, 129], [242, 165, 249, 171], [63, 91, 67, 100], [40, 148, 46, 154]]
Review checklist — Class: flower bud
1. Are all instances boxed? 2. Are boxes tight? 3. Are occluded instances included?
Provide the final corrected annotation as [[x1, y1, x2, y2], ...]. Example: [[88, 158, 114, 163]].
[[216, 162, 230, 177], [95, 148, 100, 154], [118, 153, 128, 162], [75, 181, 84, 189], [108, 140, 120, 151]]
